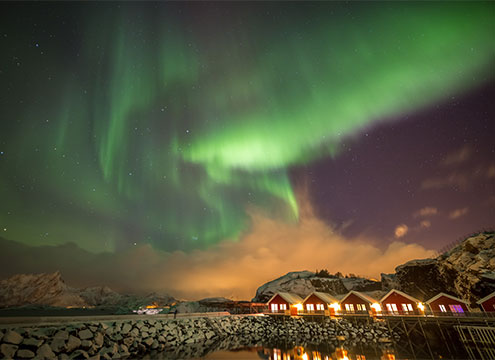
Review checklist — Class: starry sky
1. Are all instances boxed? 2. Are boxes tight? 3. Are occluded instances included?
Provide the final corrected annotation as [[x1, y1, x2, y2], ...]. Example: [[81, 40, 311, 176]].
[[0, 2, 494, 297]]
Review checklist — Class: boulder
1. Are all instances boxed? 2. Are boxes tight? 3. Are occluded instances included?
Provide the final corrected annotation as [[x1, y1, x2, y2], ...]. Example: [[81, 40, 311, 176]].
[[67, 335, 82, 352], [53, 330, 69, 340], [81, 340, 92, 349], [0, 344, 18, 359], [69, 349, 89, 359], [3, 330, 23, 345], [22, 337, 44, 348], [50, 338, 67, 353], [120, 323, 132, 335], [78, 329, 93, 340], [93, 333, 103, 348], [36, 343, 56, 359], [16, 349, 35, 359]]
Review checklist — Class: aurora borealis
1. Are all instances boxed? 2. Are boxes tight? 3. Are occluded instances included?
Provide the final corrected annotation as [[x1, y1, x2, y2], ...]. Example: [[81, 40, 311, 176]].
[[0, 2, 494, 297]]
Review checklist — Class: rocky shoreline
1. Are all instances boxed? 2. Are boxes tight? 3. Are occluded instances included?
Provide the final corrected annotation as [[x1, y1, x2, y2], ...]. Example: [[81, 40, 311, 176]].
[[0, 315, 396, 359]]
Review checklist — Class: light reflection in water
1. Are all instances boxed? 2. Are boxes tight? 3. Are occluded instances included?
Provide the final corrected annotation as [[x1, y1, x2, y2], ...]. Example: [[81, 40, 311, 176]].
[[266, 346, 396, 360]]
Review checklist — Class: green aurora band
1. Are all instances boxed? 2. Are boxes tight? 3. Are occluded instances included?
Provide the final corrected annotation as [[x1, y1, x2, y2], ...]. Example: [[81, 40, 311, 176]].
[[1, 2, 494, 252]]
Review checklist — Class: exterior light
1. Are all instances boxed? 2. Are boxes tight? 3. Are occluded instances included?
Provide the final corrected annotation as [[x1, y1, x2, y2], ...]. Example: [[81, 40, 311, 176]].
[[418, 302, 425, 312], [295, 303, 303, 311], [330, 302, 341, 310], [371, 303, 381, 311]]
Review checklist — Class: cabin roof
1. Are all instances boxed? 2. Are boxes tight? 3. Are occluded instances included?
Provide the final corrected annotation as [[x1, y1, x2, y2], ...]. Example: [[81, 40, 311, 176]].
[[425, 292, 469, 305], [340, 290, 378, 304], [380, 289, 421, 304], [267, 292, 303, 305], [476, 291, 495, 304], [303, 291, 338, 304]]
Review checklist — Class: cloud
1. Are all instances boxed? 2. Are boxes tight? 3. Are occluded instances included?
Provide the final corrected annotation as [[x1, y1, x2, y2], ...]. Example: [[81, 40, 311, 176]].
[[449, 207, 469, 220], [421, 173, 469, 190], [394, 224, 409, 238], [441, 146, 472, 167], [420, 220, 431, 229], [413, 207, 438, 218], [487, 165, 495, 179], [0, 200, 435, 300]]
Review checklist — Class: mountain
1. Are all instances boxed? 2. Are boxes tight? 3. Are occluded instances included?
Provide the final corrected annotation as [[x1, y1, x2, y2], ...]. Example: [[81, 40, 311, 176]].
[[252, 270, 382, 303], [253, 231, 495, 305], [0, 271, 176, 310], [382, 231, 495, 304]]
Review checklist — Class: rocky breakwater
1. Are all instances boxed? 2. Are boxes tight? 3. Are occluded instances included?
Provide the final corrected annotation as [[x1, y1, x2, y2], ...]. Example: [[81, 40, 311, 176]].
[[0, 316, 396, 359]]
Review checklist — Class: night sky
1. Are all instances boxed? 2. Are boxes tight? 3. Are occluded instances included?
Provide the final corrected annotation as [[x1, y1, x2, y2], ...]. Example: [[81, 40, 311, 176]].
[[0, 2, 493, 298]]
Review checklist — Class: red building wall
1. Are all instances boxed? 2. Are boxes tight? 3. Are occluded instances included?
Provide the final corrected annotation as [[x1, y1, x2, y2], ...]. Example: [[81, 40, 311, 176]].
[[481, 296, 495, 312], [381, 292, 420, 315], [268, 294, 290, 313], [303, 294, 327, 313], [429, 296, 469, 314], [341, 293, 370, 313]]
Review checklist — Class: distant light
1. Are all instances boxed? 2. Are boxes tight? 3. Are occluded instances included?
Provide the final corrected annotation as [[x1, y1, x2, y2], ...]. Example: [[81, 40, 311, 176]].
[[3, 228, 6, 231], [133, 242, 137, 246]]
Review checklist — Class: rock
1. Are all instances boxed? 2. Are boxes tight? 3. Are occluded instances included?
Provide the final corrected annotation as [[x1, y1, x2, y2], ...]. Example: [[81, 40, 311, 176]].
[[16, 349, 35, 359], [121, 323, 132, 335], [50, 338, 67, 353], [59, 353, 70, 360], [37, 343, 56, 360], [22, 337, 43, 348], [143, 337, 153, 346], [69, 349, 89, 359], [67, 335, 82, 352], [53, 330, 69, 340], [93, 333, 103, 348], [78, 329, 93, 340], [3, 330, 23, 345], [81, 340, 92, 349], [0, 344, 18, 359]]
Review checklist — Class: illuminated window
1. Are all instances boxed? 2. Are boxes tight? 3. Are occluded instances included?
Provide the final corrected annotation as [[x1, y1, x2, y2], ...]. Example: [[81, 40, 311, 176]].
[[280, 304, 287, 310], [407, 304, 413, 311], [449, 304, 464, 313], [439, 305, 447, 312], [356, 304, 366, 311], [391, 304, 398, 312], [271, 304, 278, 312], [316, 303, 325, 311], [306, 304, 314, 311], [345, 304, 354, 312]]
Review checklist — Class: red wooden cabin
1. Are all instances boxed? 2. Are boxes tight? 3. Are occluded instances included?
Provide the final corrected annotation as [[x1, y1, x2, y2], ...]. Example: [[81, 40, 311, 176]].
[[302, 292, 339, 315], [380, 289, 424, 315], [339, 290, 380, 315], [425, 292, 469, 315], [476, 291, 495, 312], [267, 292, 303, 315]]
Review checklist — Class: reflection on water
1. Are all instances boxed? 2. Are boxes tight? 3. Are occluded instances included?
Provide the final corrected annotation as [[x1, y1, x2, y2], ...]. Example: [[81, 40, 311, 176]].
[[260, 345, 395, 360], [146, 331, 489, 360]]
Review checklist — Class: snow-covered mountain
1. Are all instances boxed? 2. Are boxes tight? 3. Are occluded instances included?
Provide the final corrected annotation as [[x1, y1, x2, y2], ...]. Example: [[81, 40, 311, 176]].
[[252, 270, 382, 303], [253, 231, 495, 305], [0, 271, 175, 310]]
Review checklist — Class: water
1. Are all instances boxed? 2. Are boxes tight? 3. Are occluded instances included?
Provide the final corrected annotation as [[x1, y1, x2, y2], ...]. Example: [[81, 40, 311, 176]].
[[141, 335, 489, 360]]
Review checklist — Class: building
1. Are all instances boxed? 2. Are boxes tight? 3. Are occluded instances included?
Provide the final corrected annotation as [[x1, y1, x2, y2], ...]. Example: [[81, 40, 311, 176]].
[[302, 292, 339, 315], [476, 291, 495, 312], [380, 289, 425, 315], [267, 292, 303, 315], [425, 293, 469, 315], [339, 290, 381, 315]]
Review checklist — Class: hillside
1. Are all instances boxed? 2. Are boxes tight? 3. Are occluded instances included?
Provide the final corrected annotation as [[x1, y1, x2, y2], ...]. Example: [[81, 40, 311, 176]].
[[254, 231, 495, 305], [0, 271, 175, 311]]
